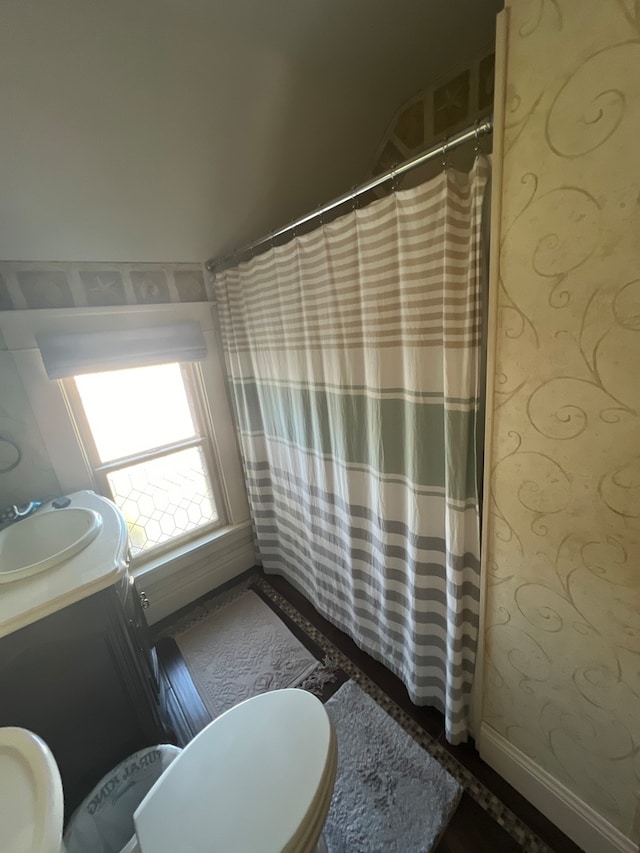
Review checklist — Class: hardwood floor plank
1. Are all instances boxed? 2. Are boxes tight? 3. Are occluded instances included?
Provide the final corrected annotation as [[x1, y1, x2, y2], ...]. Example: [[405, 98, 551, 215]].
[[155, 636, 211, 743]]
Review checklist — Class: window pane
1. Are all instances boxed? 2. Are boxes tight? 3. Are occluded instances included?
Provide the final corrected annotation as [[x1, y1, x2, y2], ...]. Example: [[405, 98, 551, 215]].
[[74, 363, 196, 463], [107, 446, 218, 556]]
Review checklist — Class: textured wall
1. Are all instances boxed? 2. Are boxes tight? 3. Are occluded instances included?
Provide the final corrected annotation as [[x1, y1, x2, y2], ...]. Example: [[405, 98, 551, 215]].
[[483, 0, 640, 839]]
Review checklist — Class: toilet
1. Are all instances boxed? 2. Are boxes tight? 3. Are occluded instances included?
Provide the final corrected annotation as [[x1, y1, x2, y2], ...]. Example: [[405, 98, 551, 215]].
[[1, 688, 337, 853]]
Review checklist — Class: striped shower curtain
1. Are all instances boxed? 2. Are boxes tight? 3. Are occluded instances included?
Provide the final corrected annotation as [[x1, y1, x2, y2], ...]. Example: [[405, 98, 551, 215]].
[[214, 156, 489, 743]]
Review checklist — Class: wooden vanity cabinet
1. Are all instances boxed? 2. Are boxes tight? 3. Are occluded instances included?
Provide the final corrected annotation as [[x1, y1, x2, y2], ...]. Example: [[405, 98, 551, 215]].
[[0, 574, 170, 821]]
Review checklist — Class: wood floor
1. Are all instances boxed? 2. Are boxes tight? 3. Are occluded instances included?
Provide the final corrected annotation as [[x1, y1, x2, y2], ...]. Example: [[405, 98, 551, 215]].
[[154, 569, 583, 853]]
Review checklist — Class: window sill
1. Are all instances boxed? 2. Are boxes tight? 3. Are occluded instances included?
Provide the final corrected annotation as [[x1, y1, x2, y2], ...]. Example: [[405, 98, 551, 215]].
[[131, 519, 256, 623]]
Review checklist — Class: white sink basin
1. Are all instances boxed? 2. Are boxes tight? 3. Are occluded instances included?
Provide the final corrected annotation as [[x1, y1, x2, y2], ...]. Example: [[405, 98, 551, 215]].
[[0, 507, 103, 584], [0, 727, 63, 853]]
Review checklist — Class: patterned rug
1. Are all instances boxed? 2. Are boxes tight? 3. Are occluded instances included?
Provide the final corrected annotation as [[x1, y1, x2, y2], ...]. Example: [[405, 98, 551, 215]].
[[170, 587, 319, 719]]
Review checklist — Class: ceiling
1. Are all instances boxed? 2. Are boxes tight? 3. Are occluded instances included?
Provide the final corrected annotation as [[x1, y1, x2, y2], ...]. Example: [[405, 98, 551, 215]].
[[0, 0, 502, 263]]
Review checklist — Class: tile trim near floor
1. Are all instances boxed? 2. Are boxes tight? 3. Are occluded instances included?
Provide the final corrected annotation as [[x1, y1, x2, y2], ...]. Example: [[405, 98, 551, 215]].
[[252, 575, 555, 853]]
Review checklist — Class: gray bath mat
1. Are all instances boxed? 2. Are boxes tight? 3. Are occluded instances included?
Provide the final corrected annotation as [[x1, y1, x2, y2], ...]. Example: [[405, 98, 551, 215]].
[[174, 589, 319, 719], [324, 680, 462, 852]]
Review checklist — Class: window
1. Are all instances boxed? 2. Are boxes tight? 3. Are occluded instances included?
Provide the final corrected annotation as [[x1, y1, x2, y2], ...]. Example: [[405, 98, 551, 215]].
[[1, 303, 252, 598], [64, 361, 223, 558]]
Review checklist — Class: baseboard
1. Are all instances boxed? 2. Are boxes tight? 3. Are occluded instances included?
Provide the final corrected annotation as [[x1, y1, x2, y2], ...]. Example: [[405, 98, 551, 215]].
[[479, 723, 637, 853], [135, 523, 256, 624]]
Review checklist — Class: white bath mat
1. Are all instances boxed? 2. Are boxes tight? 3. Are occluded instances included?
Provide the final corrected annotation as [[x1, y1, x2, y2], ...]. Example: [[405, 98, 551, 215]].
[[324, 680, 462, 852], [173, 589, 319, 719]]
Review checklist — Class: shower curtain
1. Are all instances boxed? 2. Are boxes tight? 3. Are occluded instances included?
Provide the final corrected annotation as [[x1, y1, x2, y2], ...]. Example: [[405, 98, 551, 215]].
[[214, 156, 489, 743]]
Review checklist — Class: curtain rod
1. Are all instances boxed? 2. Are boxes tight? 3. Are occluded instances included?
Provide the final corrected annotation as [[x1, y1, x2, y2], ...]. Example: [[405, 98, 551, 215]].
[[206, 116, 493, 273]]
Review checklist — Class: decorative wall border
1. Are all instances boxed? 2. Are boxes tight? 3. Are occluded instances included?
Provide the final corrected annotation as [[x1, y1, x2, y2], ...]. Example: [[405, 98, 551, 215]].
[[371, 45, 495, 177], [0, 261, 214, 310]]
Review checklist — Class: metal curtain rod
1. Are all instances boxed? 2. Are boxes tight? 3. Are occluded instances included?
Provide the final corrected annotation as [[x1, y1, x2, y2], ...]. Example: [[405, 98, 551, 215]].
[[206, 116, 493, 273]]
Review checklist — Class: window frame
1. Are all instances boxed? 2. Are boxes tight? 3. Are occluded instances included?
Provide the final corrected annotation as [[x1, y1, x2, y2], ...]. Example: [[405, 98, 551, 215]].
[[62, 361, 228, 561]]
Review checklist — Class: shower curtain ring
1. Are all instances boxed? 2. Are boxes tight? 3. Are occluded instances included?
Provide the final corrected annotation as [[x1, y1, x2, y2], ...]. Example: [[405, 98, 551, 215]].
[[442, 138, 449, 170], [474, 121, 482, 156]]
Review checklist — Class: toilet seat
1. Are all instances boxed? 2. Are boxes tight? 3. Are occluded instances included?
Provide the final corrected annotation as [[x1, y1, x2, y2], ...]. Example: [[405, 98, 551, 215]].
[[133, 689, 337, 853]]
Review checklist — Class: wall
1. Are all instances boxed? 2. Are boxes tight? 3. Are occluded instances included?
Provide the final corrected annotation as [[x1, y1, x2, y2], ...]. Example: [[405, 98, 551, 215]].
[[0, 0, 501, 264], [0, 349, 60, 507], [482, 0, 640, 846]]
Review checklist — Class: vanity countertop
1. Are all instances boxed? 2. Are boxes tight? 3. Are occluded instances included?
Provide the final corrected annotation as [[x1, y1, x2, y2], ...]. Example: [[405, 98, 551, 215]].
[[0, 490, 128, 639]]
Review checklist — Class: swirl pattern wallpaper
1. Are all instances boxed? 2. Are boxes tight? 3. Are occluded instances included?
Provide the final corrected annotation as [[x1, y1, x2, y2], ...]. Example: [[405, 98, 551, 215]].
[[484, 0, 640, 839]]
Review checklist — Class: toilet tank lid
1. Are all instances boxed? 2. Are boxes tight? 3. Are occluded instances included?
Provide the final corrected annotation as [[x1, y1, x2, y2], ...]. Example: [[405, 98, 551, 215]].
[[134, 688, 334, 853]]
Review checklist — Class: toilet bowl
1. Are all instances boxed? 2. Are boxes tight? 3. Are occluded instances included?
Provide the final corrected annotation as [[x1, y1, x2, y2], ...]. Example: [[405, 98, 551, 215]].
[[2, 688, 337, 853]]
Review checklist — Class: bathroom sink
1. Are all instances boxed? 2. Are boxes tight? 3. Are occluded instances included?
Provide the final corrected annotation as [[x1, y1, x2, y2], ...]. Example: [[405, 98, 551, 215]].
[[0, 727, 63, 853], [0, 507, 103, 584]]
